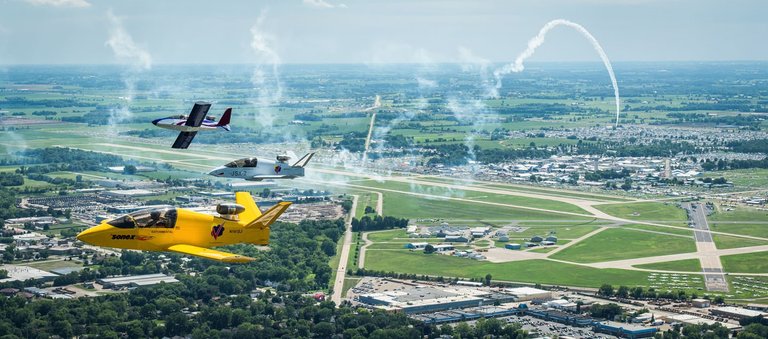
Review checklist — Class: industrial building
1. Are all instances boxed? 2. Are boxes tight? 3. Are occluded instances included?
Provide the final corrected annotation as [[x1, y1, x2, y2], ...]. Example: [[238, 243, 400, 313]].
[[691, 298, 711, 308], [592, 321, 657, 338], [504, 287, 553, 301], [405, 242, 428, 249], [525, 307, 594, 327], [97, 273, 179, 289], [0, 264, 58, 283], [710, 306, 767, 321], [410, 306, 521, 324], [357, 285, 515, 314], [665, 314, 741, 331], [505, 243, 521, 250]]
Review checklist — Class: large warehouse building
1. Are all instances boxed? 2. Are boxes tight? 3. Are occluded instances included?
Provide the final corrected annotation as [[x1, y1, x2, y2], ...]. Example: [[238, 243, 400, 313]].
[[504, 287, 552, 301], [97, 273, 179, 289]]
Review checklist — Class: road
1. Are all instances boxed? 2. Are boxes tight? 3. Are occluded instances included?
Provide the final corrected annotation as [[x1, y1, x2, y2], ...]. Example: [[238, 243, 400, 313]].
[[357, 232, 373, 268], [330, 195, 357, 305], [361, 96, 379, 164]]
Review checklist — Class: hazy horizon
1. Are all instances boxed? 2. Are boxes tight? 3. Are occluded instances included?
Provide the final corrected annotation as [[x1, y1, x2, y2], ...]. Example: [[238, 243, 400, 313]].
[[1, 0, 767, 66]]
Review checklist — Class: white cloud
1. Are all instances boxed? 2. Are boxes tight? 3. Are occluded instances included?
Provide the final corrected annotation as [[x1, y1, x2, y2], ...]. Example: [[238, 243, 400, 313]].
[[302, 0, 346, 9], [25, 0, 91, 8]]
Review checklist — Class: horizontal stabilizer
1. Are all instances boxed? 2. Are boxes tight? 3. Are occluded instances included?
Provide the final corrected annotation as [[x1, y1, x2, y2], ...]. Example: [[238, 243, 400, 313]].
[[167, 244, 255, 263], [245, 202, 291, 230]]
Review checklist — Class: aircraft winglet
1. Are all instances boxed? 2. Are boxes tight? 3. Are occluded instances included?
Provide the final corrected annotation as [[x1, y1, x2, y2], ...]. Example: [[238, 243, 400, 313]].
[[292, 152, 315, 168]]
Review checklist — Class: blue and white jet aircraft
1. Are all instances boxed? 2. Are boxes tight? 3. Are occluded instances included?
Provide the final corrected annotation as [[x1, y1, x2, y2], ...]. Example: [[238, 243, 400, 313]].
[[152, 101, 232, 149]]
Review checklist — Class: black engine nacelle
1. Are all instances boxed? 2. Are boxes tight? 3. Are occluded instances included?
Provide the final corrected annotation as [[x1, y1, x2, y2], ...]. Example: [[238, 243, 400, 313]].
[[216, 203, 245, 216]]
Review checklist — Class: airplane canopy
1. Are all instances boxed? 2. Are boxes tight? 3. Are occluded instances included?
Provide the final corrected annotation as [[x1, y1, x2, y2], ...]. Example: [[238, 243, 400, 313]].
[[225, 157, 259, 168], [107, 207, 177, 229]]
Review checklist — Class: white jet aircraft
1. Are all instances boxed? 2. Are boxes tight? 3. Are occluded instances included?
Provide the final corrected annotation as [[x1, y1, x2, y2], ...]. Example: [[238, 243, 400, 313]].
[[208, 153, 315, 181]]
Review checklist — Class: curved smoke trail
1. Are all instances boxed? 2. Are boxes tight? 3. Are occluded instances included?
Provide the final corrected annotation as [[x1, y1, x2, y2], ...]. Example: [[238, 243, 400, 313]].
[[493, 19, 621, 126]]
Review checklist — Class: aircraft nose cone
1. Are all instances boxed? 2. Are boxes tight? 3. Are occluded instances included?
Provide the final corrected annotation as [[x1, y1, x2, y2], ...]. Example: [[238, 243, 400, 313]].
[[76, 223, 110, 245], [151, 118, 160, 126], [208, 167, 224, 176]]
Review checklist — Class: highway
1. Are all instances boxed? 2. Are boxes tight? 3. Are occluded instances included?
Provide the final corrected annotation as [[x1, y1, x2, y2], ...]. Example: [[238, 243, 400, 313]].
[[330, 195, 357, 305]]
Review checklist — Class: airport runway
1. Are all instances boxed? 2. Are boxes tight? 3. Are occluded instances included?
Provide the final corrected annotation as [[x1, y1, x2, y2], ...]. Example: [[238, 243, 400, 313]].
[[684, 202, 729, 292]]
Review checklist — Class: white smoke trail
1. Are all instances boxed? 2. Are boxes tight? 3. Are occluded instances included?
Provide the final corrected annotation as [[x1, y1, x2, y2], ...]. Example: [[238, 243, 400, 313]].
[[105, 10, 152, 128], [250, 11, 283, 128], [493, 19, 621, 126]]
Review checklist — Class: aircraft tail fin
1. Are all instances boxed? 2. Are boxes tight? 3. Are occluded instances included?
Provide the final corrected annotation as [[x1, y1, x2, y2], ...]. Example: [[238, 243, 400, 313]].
[[217, 108, 232, 131], [244, 202, 291, 230], [235, 192, 262, 223], [292, 152, 315, 168]]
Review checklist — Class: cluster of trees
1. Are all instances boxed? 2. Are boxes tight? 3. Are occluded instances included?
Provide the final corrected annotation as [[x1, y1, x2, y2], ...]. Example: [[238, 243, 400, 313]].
[[350, 215, 409, 232], [728, 139, 768, 154], [0, 173, 23, 187], [0, 188, 44, 223], [701, 157, 768, 171], [335, 132, 367, 153], [12, 147, 123, 168], [584, 169, 632, 182], [589, 303, 624, 320], [661, 112, 766, 126], [0, 96, 92, 109]]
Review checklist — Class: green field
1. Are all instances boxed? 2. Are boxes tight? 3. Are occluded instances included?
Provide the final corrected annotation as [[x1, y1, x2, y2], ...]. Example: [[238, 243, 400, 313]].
[[721, 251, 768, 274], [712, 234, 768, 250], [351, 179, 589, 215], [594, 202, 687, 226], [707, 169, 768, 188], [622, 224, 694, 237], [375, 190, 591, 221], [710, 223, 768, 239], [341, 277, 361, 298], [710, 208, 768, 223], [549, 228, 696, 263], [634, 259, 702, 272], [364, 251, 702, 289]]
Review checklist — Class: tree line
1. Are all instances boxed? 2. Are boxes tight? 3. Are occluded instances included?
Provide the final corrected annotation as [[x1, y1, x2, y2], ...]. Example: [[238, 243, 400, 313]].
[[350, 215, 409, 232]]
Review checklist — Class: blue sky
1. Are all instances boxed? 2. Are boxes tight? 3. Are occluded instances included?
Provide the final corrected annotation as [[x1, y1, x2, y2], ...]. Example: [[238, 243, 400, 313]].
[[0, 0, 766, 64]]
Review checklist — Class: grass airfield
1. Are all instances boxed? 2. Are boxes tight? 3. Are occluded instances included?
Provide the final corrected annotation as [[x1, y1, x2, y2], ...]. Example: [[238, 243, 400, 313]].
[[3, 121, 768, 302]]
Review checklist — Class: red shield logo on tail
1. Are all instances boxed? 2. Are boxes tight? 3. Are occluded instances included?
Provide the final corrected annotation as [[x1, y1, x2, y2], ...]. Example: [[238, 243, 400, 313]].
[[211, 224, 225, 240]]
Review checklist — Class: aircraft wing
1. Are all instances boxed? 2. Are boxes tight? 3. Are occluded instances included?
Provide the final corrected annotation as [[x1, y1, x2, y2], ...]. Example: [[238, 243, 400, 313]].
[[172, 131, 197, 149], [185, 102, 212, 127], [166, 244, 255, 263]]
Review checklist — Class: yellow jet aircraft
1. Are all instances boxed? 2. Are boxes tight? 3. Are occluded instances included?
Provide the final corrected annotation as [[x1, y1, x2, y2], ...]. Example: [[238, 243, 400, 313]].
[[76, 192, 290, 263]]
